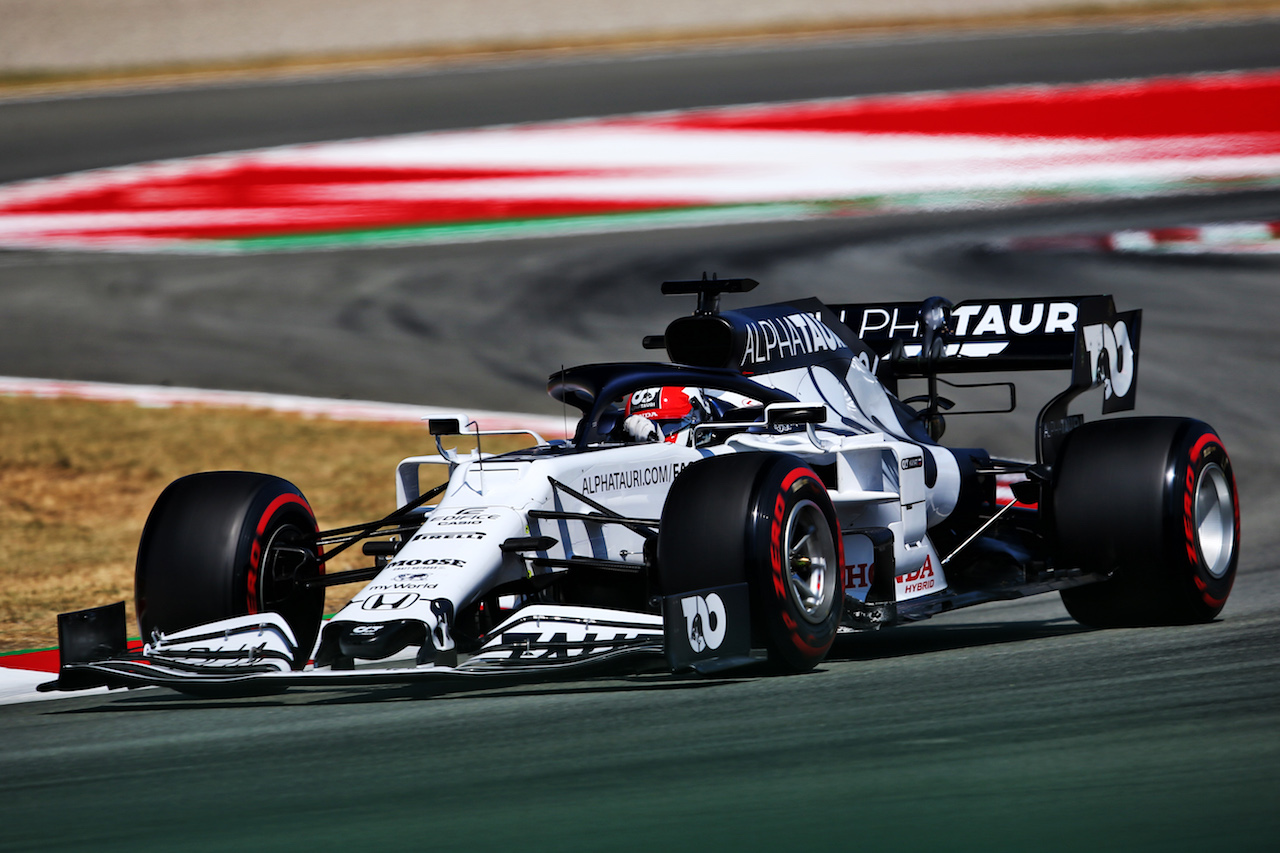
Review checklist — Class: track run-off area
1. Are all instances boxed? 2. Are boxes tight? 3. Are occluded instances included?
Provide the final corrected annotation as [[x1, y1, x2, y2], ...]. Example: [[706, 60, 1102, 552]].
[[1, 17, 1279, 852]]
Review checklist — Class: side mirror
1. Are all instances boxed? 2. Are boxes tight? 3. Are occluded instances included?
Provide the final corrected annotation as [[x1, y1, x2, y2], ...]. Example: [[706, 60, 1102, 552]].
[[765, 403, 827, 427], [426, 416, 467, 436]]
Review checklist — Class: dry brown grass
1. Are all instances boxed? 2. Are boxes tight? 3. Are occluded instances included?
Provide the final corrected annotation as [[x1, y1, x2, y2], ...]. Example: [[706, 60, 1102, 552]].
[[0, 396, 528, 652]]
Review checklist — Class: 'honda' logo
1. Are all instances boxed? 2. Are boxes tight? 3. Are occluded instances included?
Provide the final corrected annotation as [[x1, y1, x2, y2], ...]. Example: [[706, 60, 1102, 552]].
[[362, 592, 420, 611]]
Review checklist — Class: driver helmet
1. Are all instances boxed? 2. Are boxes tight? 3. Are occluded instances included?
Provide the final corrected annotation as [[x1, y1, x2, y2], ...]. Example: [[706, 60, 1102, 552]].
[[624, 386, 709, 443]]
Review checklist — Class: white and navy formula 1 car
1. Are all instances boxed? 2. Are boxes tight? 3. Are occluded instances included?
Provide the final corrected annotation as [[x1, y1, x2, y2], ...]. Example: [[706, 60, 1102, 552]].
[[43, 278, 1240, 696]]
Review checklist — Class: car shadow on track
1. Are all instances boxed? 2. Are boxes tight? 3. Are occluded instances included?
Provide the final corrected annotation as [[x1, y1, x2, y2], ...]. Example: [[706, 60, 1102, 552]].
[[829, 616, 1087, 662]]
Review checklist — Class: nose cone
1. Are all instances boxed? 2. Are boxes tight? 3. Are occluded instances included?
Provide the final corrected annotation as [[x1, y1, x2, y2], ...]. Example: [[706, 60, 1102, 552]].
[[316, 619, 427, 667]]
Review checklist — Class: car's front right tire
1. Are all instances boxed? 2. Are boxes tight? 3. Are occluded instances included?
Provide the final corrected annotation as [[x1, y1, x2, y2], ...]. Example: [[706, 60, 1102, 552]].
[[135, 471, 325, 667]]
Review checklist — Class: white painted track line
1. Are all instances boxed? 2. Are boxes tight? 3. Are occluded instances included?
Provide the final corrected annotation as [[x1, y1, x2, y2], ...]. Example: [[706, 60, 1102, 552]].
[[0, 376, 572, 436]]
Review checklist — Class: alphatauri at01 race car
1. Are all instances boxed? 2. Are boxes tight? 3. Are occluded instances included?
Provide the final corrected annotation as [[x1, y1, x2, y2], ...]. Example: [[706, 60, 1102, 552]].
[[43, 278, 1239, 696]]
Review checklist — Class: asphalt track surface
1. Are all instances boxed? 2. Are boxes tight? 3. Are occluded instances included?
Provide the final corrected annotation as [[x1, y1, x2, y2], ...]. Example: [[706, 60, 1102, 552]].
[[2, 19, 1280, 852]]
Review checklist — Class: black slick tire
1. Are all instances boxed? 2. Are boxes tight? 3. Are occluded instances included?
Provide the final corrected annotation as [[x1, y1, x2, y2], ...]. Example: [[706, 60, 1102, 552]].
[[659, 453, 843, 672], [135, 471, 325, 667], [1053, 418, 1239, 627]]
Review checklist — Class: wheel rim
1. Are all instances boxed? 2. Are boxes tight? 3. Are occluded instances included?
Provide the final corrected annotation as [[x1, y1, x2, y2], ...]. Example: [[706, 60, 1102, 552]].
[[260, 522, 317, 611], [1195, 463, 1235, 579], [784, 500, 838, 624]]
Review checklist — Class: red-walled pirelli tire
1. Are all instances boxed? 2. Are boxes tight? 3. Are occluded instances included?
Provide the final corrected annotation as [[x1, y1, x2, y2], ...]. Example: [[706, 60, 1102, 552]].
[[135, 471, 325, 668], [659, 453, 843, 672], [1053, 418, 1239, 627]]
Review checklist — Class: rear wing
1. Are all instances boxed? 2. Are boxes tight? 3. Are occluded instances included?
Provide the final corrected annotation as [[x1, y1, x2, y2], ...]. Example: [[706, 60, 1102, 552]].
[[831, 296, 1141, 464]]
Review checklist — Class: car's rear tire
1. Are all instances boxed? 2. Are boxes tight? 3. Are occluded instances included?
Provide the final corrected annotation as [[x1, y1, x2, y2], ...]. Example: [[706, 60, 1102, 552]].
[[1052, 418, 1239, 627], [659, 453, 843, 672], [135, 471, 325, 667]]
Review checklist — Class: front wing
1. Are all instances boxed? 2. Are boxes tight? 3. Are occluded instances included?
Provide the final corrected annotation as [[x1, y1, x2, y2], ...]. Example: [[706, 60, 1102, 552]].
[[40, 604, 674, 696]]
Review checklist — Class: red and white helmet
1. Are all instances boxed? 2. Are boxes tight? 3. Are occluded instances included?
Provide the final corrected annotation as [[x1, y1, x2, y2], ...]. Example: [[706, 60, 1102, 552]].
[[624, 386, 708, 443]]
